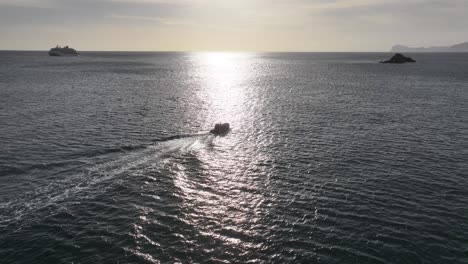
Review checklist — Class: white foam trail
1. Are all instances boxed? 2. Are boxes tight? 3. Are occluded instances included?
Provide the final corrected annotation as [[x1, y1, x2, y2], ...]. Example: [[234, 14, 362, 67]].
[[0, 134, 213, 227]]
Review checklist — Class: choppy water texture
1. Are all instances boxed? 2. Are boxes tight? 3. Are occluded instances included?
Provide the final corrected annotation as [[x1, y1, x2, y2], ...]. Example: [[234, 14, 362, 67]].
[[0, 51, 467, 263]]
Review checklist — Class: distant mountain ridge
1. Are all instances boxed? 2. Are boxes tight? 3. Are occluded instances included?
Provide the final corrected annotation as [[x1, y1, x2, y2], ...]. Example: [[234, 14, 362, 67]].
[[390, 42, 468, 52]]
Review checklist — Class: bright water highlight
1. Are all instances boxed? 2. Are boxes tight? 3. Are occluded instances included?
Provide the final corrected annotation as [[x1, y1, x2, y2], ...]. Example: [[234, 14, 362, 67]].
[[0, 51, 467, 263]]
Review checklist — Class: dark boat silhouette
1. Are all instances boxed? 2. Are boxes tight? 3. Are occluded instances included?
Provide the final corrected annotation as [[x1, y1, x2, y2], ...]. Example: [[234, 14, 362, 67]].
[[48, 45, 78, 56], [210, 123, 230, 136]]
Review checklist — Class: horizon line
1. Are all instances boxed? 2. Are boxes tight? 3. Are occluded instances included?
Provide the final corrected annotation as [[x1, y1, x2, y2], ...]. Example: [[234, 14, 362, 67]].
[[0, 49, 393, 53]]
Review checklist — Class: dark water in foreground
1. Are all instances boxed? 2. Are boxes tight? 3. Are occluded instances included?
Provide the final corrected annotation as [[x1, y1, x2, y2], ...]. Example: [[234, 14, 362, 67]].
[[0, 51, 467, 263]]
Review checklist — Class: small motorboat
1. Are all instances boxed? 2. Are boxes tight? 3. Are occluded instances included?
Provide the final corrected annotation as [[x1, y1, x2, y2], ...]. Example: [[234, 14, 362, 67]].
[[210, 123, 230, 136]]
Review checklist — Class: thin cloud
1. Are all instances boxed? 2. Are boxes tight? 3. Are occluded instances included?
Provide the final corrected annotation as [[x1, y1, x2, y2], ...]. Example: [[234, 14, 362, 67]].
[[0, 0, 57, 8], [109, 14, 189, 26]]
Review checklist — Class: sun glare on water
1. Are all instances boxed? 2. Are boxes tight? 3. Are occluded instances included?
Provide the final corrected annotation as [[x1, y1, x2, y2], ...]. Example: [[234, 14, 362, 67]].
[[192, 52, 255, 127]]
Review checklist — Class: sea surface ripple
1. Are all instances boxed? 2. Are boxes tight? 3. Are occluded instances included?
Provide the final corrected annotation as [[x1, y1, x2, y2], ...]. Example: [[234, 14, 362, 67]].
[[0, 51, 467, 263]]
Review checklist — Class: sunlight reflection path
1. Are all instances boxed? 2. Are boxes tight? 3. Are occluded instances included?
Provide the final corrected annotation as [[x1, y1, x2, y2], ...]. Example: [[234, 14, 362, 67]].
[[192, 52, 254, 127], [167, 52, 275, 257]]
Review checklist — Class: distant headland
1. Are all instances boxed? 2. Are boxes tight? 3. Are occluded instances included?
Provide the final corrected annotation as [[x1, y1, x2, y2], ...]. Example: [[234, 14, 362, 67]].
[[390, 41, 468, 52]]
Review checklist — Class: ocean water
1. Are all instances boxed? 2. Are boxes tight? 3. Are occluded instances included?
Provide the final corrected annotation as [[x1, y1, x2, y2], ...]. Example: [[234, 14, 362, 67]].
[[0, 51, 467, 264]]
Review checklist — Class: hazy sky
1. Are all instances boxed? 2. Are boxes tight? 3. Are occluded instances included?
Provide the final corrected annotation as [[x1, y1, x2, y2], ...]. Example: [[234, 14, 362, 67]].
[[1, 0, 467, 51]]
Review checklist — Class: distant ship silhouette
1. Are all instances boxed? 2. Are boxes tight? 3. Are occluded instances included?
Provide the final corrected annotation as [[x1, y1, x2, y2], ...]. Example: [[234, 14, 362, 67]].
[[48, 45, 78, 56]]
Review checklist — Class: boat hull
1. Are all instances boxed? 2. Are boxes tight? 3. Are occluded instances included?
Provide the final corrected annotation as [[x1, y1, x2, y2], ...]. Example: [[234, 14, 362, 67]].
[[48, 51, 78, 57]]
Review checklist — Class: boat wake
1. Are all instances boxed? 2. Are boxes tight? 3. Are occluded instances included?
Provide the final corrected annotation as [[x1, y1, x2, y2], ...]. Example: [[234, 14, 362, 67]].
[[0, 133, 214, 228]]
